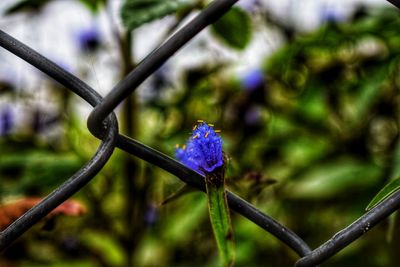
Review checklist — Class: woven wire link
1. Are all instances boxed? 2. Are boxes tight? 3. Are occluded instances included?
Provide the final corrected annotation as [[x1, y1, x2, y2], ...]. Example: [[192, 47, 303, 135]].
[[0, 1, 399, 266]]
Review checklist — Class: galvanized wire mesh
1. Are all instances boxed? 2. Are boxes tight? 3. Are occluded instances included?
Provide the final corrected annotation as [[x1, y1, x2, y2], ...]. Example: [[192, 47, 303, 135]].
[[0, 0, 400, 266]]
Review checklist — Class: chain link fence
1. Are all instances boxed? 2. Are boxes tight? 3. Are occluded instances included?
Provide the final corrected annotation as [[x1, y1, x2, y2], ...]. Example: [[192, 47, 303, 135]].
[[0, 0, 400, 266]]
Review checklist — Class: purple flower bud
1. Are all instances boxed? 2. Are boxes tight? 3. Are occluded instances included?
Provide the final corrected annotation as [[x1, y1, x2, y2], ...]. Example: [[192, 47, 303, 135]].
[[176, 122, 224, 174]]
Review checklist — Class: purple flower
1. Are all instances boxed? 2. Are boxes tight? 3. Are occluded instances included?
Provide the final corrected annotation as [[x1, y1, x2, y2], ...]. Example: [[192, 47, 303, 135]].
[[237, 0, 261, 13], [0, 107, 13, 136], [320, 7, 345, 24], [77, 26, 101, 52], [144, 205, 158, 227], [176, 122, 224, 174], [245, 106, 262, 126], [241, 69, 265, 91], [176, 144, 199, 172]]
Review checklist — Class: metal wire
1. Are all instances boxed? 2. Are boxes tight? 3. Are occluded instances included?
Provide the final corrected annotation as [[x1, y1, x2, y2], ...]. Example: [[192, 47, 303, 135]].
[[116, 135, 314, 257], [0, 24, 312, 260], [388, 0, 400, 8], [0, 29, 119, 251], [0, 0, 399, 266], [87, 0, 240, 136], [294, 190, 400, 267]]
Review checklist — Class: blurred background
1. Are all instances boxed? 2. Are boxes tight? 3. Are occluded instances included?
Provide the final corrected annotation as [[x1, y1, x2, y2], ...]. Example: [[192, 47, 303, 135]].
[[0, 0, 400, 266]]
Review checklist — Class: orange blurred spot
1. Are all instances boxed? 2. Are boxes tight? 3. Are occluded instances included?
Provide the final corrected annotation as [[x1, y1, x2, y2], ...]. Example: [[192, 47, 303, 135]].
[[0, 197, 87, 230]]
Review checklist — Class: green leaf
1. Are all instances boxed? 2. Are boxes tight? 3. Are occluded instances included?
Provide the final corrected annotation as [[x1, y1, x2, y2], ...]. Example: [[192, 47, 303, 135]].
[[163, 194, 208, 243], [366, 177, 400, 211], [121, 0, 196, 31], [81, 230, 125, 266], [210, 7, 252, 50], [282, 160, 382, 200], [78, 0, 105, 13], [205, 173, 235, 267], [4, 0, 52, 14], [0, 151, 83, 195]]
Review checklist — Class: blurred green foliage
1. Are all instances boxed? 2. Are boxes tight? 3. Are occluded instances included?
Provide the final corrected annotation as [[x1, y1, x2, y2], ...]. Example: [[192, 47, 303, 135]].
[[121, 0, 199, 31], [2, 2, 400, 267], [211, 7, 252, 50]]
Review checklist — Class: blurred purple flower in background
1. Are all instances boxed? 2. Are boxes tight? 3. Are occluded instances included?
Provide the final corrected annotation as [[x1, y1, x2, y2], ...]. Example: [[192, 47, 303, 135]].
[[241, 69, 265, 92], [0, 106, 14, 136], [76, 26, 101, 52], [144, 204, 158, 227], [245, 106, 263, 126], [237, 0, 262, 13], [176, 122, 224, 174], [320, 6, 346, 24]]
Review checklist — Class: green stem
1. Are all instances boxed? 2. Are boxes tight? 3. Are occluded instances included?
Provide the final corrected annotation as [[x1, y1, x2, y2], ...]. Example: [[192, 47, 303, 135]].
[[205, 169, 235, 267]]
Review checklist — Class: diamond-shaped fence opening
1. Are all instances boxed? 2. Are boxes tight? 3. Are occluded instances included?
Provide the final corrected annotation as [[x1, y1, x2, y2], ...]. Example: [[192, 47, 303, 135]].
[[0, 0, 400, 266]]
